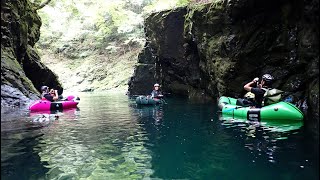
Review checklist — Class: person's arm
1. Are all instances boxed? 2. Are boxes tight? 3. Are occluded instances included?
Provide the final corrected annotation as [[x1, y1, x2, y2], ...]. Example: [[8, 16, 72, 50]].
[[157, 91, 163, 98], [44, 94, 53, 101], [244, 78, 259, 91], [52, 90, 59, 101]]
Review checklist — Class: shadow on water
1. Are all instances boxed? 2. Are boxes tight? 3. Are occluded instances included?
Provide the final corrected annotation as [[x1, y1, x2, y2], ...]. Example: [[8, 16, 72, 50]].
[[1, 133, 49, 180], [1, 115, 47, 180]]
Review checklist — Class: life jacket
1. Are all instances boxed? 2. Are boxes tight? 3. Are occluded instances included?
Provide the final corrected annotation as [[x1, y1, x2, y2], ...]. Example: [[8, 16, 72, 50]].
[[41, 93, 50, 101], [261, 88, 284, 105], [151, 90, 162, 98]]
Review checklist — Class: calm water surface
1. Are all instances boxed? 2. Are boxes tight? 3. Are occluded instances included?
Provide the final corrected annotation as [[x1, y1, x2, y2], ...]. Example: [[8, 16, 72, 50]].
[[1, 92, 319, 180]]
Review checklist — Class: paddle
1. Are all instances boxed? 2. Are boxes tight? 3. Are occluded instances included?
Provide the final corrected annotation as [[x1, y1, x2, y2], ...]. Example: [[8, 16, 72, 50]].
[[222, 106, 245, 113], [160, 98, 168, 104], [156, 95, 167, 104]]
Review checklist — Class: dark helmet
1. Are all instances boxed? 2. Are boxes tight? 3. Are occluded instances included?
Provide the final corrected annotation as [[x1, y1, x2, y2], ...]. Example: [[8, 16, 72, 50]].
[[262, 74, 274, 82], [41, 86, 49, 92], [262, 74, 274, 86]]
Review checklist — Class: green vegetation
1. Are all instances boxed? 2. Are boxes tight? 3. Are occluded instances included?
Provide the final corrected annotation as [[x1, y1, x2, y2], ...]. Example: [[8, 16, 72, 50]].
[[35, 0, 209, 92]]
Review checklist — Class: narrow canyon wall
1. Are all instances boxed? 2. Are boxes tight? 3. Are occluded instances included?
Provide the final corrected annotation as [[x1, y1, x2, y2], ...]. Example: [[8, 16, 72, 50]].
[[1, 0, 62, 112], [128, 0, 319, 130]]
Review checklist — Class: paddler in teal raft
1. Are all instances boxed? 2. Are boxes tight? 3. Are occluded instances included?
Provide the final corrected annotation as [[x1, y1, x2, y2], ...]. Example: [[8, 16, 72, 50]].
[[218, 74, 304, 122], [136, 83, 165, 105]]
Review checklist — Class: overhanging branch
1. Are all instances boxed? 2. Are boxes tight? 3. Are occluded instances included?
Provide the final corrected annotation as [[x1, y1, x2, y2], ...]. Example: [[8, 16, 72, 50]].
[[35, 0, 52, 10]]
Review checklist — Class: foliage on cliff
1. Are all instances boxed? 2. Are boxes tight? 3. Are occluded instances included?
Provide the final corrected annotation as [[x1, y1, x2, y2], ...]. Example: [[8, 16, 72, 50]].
[[34, 0, 202, 92]]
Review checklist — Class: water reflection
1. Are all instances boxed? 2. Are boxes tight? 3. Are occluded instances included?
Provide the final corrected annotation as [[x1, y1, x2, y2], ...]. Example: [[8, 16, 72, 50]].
[[221, 117, 284, 159], [219, 114, 303, 133], [136, 105, 164, 127], [27, 108, 80, 129], [218, 114, 318, 178], [153, 106, 164, 124]]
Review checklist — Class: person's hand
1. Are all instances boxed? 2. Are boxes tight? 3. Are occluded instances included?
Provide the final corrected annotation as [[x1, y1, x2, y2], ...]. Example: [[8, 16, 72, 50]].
[[54, 90, 58, 95], [253, 77, 259, 83], [157, 94, 164, 98]]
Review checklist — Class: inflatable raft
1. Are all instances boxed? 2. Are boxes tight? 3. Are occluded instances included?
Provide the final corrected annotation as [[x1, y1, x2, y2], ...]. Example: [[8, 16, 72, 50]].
[[136, 95, 162, 105], [29, 95, 80, 112], [218, 96, 304, 121]]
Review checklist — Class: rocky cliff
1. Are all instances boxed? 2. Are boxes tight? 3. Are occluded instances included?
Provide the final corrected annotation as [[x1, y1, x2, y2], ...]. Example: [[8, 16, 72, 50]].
[[128, 0, 319, 130], [1, 0, 62, 113]]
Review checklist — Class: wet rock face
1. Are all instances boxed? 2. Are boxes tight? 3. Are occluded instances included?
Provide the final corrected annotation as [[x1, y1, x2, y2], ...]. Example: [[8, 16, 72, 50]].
[[128, 64, 156, 95], [128, 46, 157, 95], [1, 84, 39, 111], [129, 7, 205, 97], [185, 0, 319, 98], [187, 0, 319, 121], [307, 78, 319, 131], [1, 0, 63, 112]]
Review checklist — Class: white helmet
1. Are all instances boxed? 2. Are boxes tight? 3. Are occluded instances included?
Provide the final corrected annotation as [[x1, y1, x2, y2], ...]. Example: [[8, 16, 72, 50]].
[[154, 83, 160, 87]]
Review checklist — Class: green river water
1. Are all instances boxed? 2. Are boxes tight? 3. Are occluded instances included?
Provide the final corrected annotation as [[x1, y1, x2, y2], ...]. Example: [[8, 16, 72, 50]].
[[1, 92, 319, 180]]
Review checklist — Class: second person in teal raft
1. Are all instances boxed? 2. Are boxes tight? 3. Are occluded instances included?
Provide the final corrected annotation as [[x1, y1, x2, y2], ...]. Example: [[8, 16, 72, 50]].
[[150, 83, 163, 99], [243, 74, 274, 108]]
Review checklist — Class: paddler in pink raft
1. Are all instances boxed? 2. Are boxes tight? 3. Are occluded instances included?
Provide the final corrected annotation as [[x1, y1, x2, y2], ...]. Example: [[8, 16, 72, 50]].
[[29, 86, 79, 112], [41, 86, 59, 102]]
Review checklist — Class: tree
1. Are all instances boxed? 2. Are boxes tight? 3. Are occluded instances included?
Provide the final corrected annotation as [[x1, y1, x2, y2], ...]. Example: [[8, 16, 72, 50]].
[[33, 0, 53, 10]]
